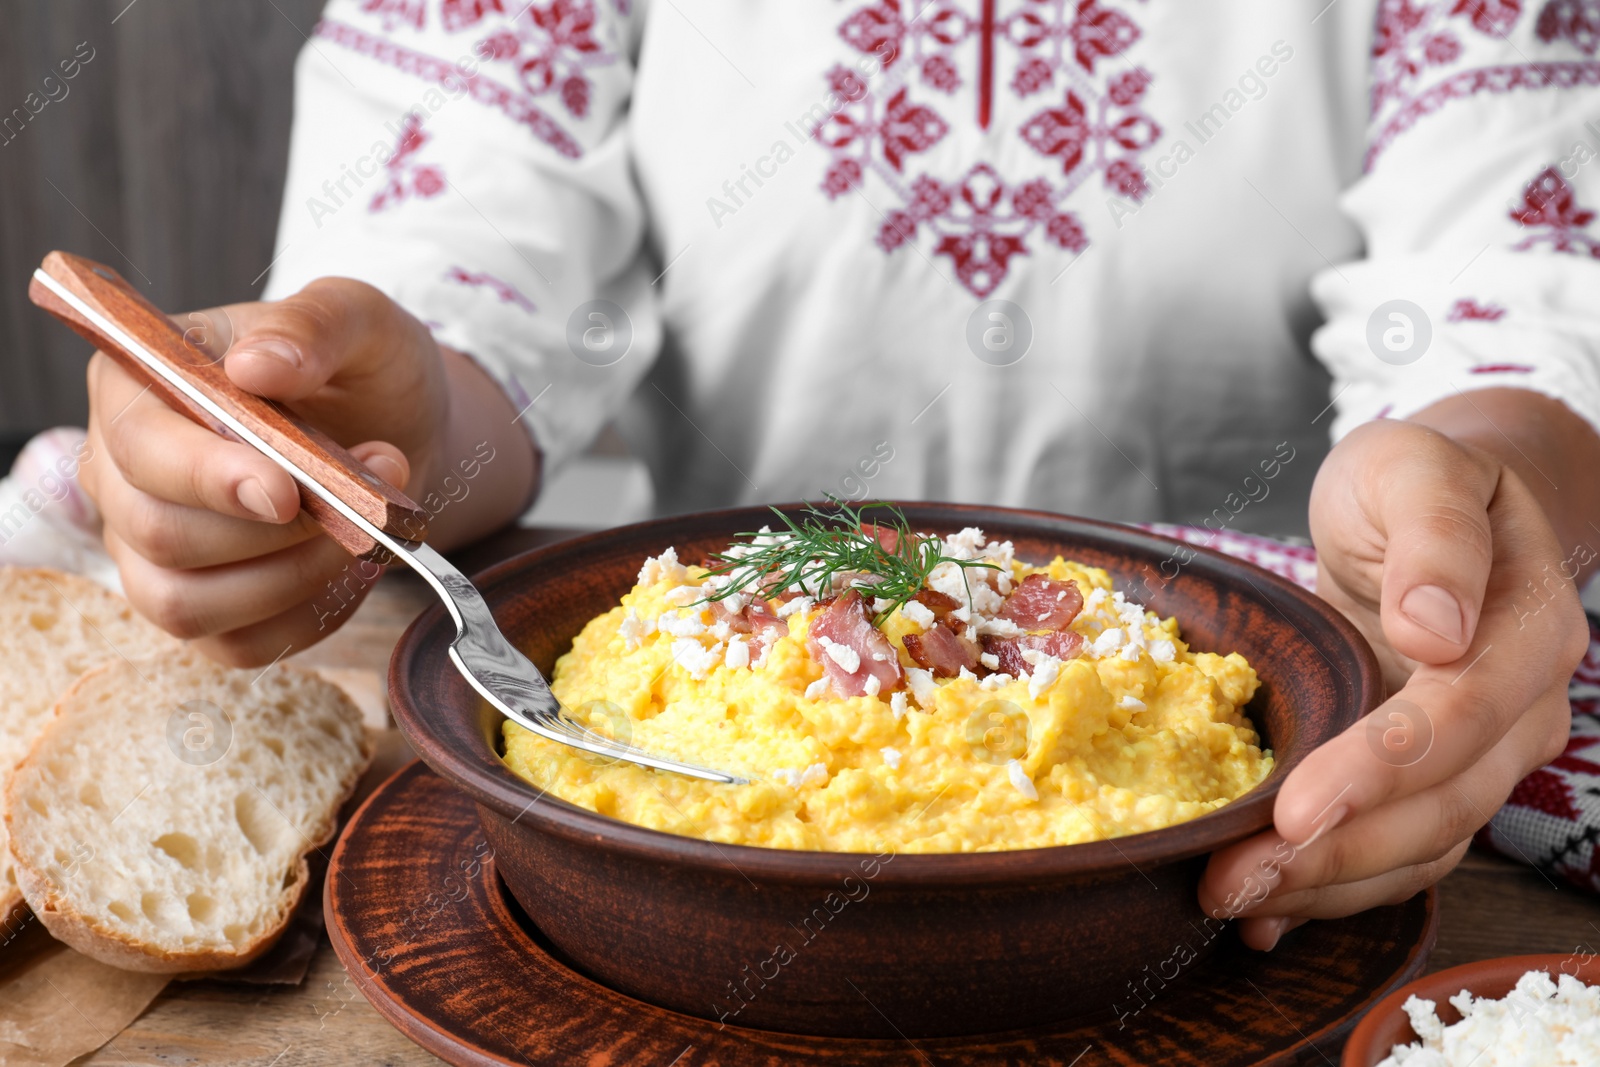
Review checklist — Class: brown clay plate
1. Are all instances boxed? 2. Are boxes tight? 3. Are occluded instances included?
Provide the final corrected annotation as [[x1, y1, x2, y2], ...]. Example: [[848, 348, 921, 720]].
[[326, 762, 1439, 1067]]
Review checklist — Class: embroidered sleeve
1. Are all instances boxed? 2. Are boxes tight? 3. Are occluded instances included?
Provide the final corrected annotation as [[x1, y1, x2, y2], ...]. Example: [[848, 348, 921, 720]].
[[261, 0, 656, 475], [1310, 0, 1600, 442]]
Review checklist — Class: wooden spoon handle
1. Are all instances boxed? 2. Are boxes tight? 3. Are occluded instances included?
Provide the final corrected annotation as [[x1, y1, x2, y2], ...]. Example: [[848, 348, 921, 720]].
[[29, 251, 428, 560]]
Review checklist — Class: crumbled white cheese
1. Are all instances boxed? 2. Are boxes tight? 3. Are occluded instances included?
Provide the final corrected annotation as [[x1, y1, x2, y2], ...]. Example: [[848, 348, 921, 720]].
[[1091, 627, 1124, 658], [979, 652, 1000, 670], [1006, 759, 1039, 801], [1376, 969, 1600, 1067], [978, 672, 1014, 690], [880, 746, 902, 769], [1117, 695, 1147, 711], [619, 609, 655, 649], [926, 557, 1004, 619], [658, 610, 707, 638], [981, 539, 1016, 583], [957, 666, 978, 681], [816, 636, 862, 674], [671, 638, 720, 679], [1085, 587, 1108, 612], [1119, 642, 1143, 662], [971, 583, 1004, 617], [776, 596, 814, 618], [974, 616, 1024, 638], [863, 674, 881, 697], [638, 547, 688, 586], [906, 668, 938, 711], [772, 762, 830, 789], [709, 619, 733, 641], [942, 526, 987, 559], [804, 678, 829, 700], [890, 691, 909, 719], [1148, 639, 1176, 663], [926, 562, 972, 615], [872, 596, 895, 616], [724, 635, 751, 669], [1027, 655, 1062, 700], [899, 599, 936, 629]]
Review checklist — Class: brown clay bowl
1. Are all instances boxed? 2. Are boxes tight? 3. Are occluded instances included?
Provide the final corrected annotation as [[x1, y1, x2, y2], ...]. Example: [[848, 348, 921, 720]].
[[388, 504, 1381, 1039], [1342, 953, 1600, 1065]]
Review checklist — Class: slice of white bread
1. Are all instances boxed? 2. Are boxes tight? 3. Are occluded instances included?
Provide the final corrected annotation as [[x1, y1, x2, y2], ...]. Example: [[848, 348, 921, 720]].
[[0, 567, 179, 930], [5, 650, 372, 972]]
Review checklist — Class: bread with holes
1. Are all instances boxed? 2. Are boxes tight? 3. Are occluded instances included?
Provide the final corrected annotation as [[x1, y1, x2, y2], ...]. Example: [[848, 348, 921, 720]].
[[0, 566, 180, 932], [5, 650, 372, 972]]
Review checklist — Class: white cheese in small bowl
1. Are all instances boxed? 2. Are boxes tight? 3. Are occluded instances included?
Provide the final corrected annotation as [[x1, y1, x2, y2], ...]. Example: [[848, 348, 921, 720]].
[[1376, 969, 1600, 1066]]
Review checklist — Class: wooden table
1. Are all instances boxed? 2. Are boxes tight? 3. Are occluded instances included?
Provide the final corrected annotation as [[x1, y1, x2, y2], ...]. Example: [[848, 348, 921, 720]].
[[75, 531, 1600, 1066]]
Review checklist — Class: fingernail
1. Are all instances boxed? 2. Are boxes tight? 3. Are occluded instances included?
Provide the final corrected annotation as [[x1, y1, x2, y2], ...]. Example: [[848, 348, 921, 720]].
[[236, 477, 280, 522], [1293, 804, 1347, 850], [1400, 584, 1466, 645], [232, 338, 301, 370], [365, 454, 405, 488], [1258, 916, 1291, 951]]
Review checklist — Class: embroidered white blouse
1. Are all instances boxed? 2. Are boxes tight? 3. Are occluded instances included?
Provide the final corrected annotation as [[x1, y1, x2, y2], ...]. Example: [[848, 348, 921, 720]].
[[262, 0, 1600, 532]]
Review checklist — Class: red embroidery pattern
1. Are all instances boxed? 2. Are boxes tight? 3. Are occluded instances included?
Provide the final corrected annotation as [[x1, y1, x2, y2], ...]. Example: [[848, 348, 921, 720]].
[[1366, 61, 1600, 168], [1510, 165, 1600, 256], [444, 265, 538, 312], [1371, 0, 1521, 119], [1537, 0, 1600, 52], [441, 0, 505, 32], [316, 19, 583, 159], [1454, 0, 1524, 34], [1507, 766, 1585, 822], [1447, 297, 1509, 320], [358, 0, 626, 34], [1366, 0, 1600, 169], [370, 114, 446, 212], [816, 0, 1159, 298], [472, 0, 615, 121], [361, 0, 428, 31], [876, 165, 1089, 295]]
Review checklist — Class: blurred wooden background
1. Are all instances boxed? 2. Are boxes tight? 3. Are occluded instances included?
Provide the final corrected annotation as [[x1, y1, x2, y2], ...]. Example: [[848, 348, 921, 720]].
[[0, 0, 324, 461]]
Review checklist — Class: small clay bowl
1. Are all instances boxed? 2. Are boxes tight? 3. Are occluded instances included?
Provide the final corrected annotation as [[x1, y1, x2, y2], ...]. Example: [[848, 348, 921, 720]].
[[388, 504, 1381, 1039], [1342, 953, 1600, 1065]]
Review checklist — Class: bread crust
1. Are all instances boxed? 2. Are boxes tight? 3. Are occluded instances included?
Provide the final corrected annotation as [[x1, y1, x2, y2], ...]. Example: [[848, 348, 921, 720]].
[[10, 852, 313, 974], [0, 891, 28, 937]]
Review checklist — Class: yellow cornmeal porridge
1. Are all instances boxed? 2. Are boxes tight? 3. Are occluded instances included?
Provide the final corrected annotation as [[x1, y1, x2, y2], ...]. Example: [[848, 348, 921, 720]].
[[502, 522, 1273, 853]]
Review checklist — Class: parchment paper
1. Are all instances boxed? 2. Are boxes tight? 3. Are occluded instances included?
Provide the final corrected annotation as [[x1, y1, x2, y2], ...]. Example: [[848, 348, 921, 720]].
[[0, 922, 168, 1067]]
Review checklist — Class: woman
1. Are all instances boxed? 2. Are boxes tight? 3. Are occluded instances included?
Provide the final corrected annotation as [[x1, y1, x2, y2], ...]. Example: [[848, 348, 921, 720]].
[[80, 0, 1600, 950]]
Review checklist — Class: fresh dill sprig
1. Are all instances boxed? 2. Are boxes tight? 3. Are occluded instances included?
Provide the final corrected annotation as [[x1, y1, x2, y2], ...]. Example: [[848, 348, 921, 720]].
[[695, 498, 997, 626]]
